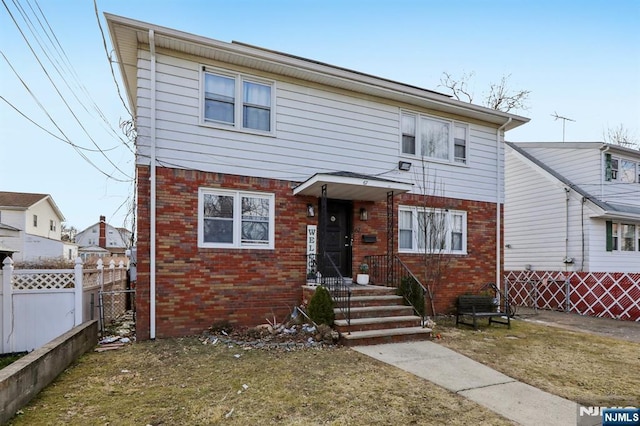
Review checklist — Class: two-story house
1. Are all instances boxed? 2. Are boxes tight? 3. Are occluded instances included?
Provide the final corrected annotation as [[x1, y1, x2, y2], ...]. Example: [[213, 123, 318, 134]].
[[0, 191, 76, 263], [504, 142, 640, 320], [107, 14, 529, 340], [76, 215, 132, 261]]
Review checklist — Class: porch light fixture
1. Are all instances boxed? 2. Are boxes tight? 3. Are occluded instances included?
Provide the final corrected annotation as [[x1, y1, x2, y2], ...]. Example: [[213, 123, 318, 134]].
[[359, 207, 368, 221], [398, 161, 412, 171], [307, 204, 315, 217]]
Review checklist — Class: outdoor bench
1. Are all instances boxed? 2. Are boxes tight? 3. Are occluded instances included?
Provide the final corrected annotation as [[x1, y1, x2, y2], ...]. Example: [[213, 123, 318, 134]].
[[455, 295, 510, 329]]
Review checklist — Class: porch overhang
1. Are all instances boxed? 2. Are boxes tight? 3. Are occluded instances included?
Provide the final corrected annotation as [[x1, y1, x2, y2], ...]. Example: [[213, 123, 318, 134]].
[[293, 172, 413, 201]]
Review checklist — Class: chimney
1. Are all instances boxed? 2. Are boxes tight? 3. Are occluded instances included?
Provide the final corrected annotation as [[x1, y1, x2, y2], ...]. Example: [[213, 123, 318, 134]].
[[99, 215, 106, 248]]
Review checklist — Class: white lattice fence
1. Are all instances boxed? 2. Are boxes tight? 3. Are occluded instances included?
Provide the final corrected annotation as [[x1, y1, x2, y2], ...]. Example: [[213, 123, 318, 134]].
[[570, 272, 640, 321], [505, 270, 568, 310], [505, 270, 640, 322], [12, 269, 75, 290]]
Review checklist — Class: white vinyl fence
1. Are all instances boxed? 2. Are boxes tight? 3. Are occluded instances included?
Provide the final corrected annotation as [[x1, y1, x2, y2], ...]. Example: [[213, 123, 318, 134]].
[[1, 257, 127, 354]]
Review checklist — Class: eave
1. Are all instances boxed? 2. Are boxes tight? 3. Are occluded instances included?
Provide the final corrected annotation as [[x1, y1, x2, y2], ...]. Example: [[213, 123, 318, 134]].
[[105, 13, 529, 131]]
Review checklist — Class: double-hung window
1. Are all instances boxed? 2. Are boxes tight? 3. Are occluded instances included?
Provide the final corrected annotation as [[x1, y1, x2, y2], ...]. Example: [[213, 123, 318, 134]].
[[606, 220, 640, 252], [401, 111, 469, 164], [198, 188, 275, 249], [605, 153, 639, 183], [203, 68, 274, 133], [398, 206, 467, 254]]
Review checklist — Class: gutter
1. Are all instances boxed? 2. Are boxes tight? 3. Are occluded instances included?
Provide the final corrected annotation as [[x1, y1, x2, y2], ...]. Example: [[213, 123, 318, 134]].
[[496, 118, 512, 296], [149, 29, 157, 339]]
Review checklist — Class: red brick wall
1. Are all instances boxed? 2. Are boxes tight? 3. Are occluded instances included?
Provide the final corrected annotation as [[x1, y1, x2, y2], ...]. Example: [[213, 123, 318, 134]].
[[136, 166, 501, 339], [136, 166, 318, 340]]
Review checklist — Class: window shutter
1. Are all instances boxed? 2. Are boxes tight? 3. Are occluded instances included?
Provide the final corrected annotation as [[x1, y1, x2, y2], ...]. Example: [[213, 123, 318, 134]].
[[604, 153, 612, 181], [605, 220, 613, 252]]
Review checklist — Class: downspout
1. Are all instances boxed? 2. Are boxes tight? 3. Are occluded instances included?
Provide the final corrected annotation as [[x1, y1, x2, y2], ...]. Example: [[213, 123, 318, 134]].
[[564, 187, 570, 272], [496, 118, 512, 298], [149, 29, 157, 339]]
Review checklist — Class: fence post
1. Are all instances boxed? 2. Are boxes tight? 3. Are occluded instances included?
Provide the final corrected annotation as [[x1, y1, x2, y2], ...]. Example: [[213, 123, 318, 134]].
[[74, 257, 83, 326], [2, 257, 14, 354], [97, 258, 104, 290]]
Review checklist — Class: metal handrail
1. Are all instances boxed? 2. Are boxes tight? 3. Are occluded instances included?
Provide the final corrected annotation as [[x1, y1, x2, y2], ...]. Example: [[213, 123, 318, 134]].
[[365, 254, 428, 326], [321, 254, 351, 330]]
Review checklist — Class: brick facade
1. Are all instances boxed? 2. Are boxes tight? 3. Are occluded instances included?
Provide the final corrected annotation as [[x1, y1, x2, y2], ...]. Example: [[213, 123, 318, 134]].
[[136, 165, 501, 339]]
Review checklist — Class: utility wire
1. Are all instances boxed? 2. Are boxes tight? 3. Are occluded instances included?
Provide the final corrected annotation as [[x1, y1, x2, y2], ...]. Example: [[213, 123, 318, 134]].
[[2, 0, 133, 180], [93, 0, 133, 118], [1, 50, 132, 183]]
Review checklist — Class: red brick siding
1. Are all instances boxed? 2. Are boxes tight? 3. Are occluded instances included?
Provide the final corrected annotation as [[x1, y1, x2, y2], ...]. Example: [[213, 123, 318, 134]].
[[136, 166, 501, 339]]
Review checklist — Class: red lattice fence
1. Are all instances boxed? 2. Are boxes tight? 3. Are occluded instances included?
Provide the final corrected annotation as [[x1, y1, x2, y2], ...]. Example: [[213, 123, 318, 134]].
[[505, 271, 640, 322]]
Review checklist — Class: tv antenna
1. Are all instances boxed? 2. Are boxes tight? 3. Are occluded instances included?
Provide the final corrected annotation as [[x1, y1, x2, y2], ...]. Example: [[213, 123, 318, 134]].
[[551, 112, 575, 142]]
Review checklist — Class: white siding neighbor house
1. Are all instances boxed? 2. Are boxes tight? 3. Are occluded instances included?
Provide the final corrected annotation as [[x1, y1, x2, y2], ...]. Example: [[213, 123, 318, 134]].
[[75, 215, 132, 261], [504, 142, 640, 321], [106, 13, 530, 341], [0, 191, 69, 263]]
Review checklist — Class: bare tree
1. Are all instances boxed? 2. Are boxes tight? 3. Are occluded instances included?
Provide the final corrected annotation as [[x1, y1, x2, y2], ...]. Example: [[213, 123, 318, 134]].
[[412, 162, 453, 316], [440, 72, 530, 113], [604, 124, 639, 149]]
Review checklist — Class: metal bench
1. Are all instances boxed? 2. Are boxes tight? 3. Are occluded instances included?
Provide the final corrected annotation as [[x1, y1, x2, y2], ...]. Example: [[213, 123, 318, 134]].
[[456, 295, 510, 329]]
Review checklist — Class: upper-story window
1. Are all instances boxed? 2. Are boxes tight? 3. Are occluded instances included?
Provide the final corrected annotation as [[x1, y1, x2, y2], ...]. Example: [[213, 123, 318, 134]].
[[50, 220, 56, 231], [605, 154, 639, 183], [202, 69, 274, 134], [401, 111, 468, 164], [33, 215, 38, 227]]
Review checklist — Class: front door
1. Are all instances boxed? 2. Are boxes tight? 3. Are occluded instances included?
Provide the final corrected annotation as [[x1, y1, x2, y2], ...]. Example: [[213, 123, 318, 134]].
[[322, 200, 352, 277]]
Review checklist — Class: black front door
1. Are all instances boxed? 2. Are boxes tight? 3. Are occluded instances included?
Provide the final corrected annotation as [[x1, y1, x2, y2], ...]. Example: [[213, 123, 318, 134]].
[[322, 200, 352, 277]]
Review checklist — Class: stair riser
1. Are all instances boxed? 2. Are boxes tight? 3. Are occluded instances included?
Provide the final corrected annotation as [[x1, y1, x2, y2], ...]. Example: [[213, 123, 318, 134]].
[[347, 288, 397, 297], [335, 308, 415, 320], [349, 298, 404, 308], [340, 332, 432, 346], [335, 318, 422, 333]]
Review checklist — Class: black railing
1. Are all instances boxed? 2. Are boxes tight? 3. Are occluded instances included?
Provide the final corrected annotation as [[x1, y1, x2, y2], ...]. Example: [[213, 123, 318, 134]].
[[365, 254, 428, 326], [305, 253, 351, 331]]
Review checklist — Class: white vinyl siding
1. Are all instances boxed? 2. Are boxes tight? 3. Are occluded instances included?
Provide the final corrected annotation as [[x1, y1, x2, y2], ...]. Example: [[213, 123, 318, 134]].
[[398, 206, 467, 254], [135, 52, 505, 204], [198, 188, 275, 249]]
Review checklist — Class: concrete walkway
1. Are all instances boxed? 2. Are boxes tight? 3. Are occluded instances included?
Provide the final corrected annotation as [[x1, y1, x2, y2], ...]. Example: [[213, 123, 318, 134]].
[[353, 341, 577, 426]]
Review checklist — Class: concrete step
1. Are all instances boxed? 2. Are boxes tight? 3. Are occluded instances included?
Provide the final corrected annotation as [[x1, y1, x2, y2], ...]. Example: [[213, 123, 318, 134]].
[[348, 295, 405, 307], [340, 327, 432, 346], [334, 315, 422, 333], [334, 305, 415, 320], [347, 285, 397, 297]]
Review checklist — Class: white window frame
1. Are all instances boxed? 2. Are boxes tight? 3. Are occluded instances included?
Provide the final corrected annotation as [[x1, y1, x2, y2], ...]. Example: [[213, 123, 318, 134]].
[[605, 154, 639, 183], [200, 67, 275, 136], [398, 206, 467, 254], [198, 187, 275, 249], [400, 110, 469, 165]]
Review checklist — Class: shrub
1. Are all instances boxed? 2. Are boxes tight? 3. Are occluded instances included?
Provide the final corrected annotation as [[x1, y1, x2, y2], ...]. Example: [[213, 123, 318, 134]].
[[307, 286, 335, 326], [398, 276, 426, 317]]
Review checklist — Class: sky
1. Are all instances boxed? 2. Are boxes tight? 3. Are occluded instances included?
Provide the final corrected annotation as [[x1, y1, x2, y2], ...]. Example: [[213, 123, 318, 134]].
[[1, 0, 639, 233]]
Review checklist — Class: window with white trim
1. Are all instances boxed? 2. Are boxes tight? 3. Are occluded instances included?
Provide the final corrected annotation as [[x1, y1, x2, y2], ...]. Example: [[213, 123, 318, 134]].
[[606, 220, 639, 252], [400, 111, 469, 164], [605, 153, 639, 183], [198, 188, 275, 249], [202, 69, 274, 133], [398, 206, 467, 254]]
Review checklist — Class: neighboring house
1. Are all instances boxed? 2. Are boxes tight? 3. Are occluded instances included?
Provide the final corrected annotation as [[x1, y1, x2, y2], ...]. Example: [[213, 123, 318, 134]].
[[107, 14, 529, 340], [0, 191, 70, 262], [504, 142, 640, 320], [76, 215, 132, 261]]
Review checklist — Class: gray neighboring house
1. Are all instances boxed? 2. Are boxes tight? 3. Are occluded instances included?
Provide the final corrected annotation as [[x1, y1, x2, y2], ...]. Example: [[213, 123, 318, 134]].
[[76, 215, 132, 261]]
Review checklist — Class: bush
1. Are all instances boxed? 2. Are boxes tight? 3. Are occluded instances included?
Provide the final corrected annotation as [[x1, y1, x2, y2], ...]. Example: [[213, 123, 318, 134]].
[[307, 286, 335, 326], [398, 276, 426, 317]]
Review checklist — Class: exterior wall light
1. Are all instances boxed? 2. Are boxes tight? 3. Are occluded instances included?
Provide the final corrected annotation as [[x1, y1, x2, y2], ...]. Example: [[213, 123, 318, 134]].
[[359, 207, 368, 221], [307, 204, 315, 217], [398, 161, 412, 171]]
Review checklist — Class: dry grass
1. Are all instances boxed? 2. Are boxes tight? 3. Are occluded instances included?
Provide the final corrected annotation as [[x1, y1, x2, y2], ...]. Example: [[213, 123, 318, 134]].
[[435, 316, 640, 406], [8, 338, 512, 425]]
